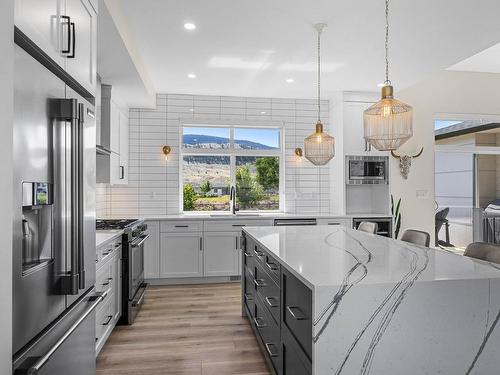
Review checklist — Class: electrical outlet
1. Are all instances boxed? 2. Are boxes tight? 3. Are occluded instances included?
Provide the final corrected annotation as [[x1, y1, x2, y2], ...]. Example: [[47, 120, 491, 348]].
[[416, 189, 429, 199]]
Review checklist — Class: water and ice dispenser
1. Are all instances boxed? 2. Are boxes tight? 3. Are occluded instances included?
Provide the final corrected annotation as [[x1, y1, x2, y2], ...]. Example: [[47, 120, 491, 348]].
[[21, 182, 53, 274]]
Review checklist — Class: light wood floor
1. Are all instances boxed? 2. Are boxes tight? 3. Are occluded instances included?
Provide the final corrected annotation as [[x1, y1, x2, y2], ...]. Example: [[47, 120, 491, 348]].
[[96, 283, 270, 375]]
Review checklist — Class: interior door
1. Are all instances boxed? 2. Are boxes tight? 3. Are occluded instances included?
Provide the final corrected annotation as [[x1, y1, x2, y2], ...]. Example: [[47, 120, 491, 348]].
[[203, 231, 239, 276], [64, 0, 97, 94]]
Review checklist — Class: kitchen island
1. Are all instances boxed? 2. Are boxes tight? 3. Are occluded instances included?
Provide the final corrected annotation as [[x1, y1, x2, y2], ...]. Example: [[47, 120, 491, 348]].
[[241, 225, 500, 375]]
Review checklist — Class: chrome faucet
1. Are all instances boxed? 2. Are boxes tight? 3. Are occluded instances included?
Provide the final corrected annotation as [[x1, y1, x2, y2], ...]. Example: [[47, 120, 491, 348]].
[[230, 186, 238, 214]]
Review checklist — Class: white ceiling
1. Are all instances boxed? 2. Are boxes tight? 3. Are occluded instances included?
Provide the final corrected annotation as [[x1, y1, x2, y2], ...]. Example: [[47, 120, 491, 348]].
[[448, 43, 500, 74], [111, 0, 500, 100]]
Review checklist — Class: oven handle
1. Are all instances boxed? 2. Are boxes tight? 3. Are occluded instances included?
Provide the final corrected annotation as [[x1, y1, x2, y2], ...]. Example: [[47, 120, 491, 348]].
[[14, 291, 107, 375], [132, 284, 147, 307], [131, 234, 150, 248]]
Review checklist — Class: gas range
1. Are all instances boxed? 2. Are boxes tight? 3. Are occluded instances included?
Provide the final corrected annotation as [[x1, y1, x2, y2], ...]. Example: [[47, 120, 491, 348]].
[[96, 218, 141, 231]]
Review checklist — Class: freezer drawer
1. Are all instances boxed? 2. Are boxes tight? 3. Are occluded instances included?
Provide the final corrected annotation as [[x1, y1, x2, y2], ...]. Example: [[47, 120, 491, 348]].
[[13, 289, 105, 375]]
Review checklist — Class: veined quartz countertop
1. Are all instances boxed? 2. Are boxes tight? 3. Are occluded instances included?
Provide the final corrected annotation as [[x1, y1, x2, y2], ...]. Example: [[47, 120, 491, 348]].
[[97, 212, 391, 221], [96, 230, 123, 248], [243, 225, 500, 289], [242, 225, 500, 374]]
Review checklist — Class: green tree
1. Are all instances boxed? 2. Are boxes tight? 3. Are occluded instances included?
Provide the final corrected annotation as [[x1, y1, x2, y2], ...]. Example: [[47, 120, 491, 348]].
[[236, 166, 263, 209], [255, 157, 279, 190], [183, 184, 197, 211], [200, 180, 212, 196]]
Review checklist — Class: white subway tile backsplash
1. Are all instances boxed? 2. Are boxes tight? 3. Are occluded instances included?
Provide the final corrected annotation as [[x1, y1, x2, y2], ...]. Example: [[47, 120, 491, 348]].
[[96, 93, 331, 217]]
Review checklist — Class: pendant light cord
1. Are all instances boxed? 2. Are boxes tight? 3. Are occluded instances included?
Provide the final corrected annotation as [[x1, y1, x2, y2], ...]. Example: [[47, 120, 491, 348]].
[[385, 0, 391, 85], [317, 26, 321, 122]]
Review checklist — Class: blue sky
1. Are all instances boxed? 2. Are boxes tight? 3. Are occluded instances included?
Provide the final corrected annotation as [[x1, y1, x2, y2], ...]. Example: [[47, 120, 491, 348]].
[[434, 120, 463, 130], [183, 127, 280, 147]]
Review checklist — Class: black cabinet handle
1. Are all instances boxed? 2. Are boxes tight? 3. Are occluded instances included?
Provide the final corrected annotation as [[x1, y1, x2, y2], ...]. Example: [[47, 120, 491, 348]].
[[119, 166, 124, 179], [175, 225, 189, 228], [244, 251, 253, 258], [253, 317, 267, 328], [65, 20, 75, 58], [266, 261, 278, 271], [287, 305, 306, 320], [101, 281, 110, 286], [265, 296, 279, 308], [102, 315, 113, 326], [254, 279, 266, 288], [232, 224, 245, 227], [254, 248, 264, 257], [265, 343, 279, 357], [244, 293, 253, 301], [61, 16, 71, 54]]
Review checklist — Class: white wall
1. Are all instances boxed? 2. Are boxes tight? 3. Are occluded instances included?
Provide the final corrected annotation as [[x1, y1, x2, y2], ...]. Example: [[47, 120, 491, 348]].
[[97, 94, 331, 217], [0, 0, 13, 371], [395, 71, 500, 243]]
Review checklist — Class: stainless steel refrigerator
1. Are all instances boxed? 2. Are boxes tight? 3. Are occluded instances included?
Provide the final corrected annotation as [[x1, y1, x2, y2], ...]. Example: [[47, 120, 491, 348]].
[[12, 31, 104, 374]]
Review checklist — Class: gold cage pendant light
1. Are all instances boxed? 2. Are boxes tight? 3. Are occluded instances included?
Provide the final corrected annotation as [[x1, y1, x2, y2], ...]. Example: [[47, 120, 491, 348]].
[[363, 0, 413, 151], [304, 23, 335, 166]]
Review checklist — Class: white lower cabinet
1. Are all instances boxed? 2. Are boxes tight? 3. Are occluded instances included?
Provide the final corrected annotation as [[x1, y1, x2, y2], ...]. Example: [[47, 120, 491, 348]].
[[203, 231, 240, 277], [159, 232, 203, 278], [95, 240, 121, 355]]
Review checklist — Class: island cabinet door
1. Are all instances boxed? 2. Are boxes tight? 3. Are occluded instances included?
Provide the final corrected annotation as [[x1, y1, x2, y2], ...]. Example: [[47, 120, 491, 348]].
[[282, 268, 312, 361], [159, 232, 203, 278], [203, 231, 240, 277], [282, 325, 312, 375]]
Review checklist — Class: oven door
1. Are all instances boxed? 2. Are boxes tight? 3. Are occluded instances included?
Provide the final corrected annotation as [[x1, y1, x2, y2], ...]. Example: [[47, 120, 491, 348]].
[[349, 160, 386, 180], [129, 234, 149, 300]]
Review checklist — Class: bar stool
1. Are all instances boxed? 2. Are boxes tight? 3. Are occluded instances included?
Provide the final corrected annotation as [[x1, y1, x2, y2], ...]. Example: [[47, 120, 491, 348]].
[[401, 229, 430, 247], [357, 221, 378, 234], [464, 242, 500, 264]]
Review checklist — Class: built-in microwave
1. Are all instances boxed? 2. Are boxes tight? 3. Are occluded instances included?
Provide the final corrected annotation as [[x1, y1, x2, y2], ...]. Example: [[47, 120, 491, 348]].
[[346, 155, 388, 184]]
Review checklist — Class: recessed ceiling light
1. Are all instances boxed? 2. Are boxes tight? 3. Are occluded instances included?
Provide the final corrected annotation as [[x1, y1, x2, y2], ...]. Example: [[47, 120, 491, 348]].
[[286, 78, 295, 83], [184, 23, 196, 30], [187, 73, 196, 79], [189, 108, 194, 112], [260, 111, 266, 115]]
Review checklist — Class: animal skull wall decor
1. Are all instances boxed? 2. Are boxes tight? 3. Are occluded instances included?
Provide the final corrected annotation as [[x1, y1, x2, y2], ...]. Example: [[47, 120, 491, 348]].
[[390, 147, 424, 179]]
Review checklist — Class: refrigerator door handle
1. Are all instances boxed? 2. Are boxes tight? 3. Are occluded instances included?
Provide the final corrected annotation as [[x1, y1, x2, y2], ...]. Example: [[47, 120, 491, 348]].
[[14, 291, 107, 375], [77, 103, 85, 289]]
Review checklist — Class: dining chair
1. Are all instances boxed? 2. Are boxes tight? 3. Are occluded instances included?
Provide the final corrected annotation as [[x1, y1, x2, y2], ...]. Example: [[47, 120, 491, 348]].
[[401, 229, 430, 247], [357, 221, 378, 234], [464, 242, 500, 264]]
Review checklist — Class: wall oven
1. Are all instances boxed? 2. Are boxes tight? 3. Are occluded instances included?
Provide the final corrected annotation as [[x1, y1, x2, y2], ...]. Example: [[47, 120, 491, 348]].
[[346, 155, 389, 185]]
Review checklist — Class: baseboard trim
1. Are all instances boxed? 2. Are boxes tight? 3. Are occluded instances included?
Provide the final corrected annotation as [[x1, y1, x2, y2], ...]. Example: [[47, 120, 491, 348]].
[[145, 276, 241, 285]]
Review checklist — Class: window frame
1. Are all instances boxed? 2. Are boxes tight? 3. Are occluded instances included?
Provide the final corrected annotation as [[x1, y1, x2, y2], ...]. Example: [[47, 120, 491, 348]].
[[179, 120, 285, 213]]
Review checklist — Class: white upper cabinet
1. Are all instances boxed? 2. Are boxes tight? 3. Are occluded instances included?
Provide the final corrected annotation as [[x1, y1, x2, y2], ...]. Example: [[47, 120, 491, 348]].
[[15, 0, 97, 95], [64, 0, 97, 95], [15, 0, 65, 67]]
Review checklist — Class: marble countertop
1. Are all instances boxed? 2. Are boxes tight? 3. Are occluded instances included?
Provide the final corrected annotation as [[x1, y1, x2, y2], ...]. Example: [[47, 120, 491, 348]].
[[243, 225, 500, 290], [97, 212, 391, 222], [96, 230, 123, 248]]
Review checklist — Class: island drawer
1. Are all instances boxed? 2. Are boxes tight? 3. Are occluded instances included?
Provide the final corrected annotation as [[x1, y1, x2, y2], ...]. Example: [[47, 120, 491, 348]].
[[282, 268, 312, 360], [282, 325, 312, 375], [254, 262, 280, 325], [254, 294, 281, 375], [160, 221, 203, 233], [243, 267, 255, 317], [253, 243, 281, 287], [243, 245, 256, 276]]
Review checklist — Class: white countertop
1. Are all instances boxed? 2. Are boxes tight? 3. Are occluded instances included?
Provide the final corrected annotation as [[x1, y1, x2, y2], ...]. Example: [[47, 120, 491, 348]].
[[96, 230, 123, 248], [243, 225, 500, 290], [97, 212, 391, 221]]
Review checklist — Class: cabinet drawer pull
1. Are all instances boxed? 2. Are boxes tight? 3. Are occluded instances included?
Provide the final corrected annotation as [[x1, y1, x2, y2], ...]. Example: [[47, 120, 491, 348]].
[[107, 277, 113, 281], [265, 343, 279, 357], [254, 279, 266, 287], [244, 293, 253, 301], [266, 261, 278, 271], [101, 282, 110, 286], [232, 224, 245, 227], [102, 315, 113, 326], [287, 305, 306, 320], [253, 317, 267, 328], [175, 225, 189, 228], [328, 222, 340, 225], [244, 252, 254, 258], [265, 296, 279, 308], [254, 248, 264, 257]]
